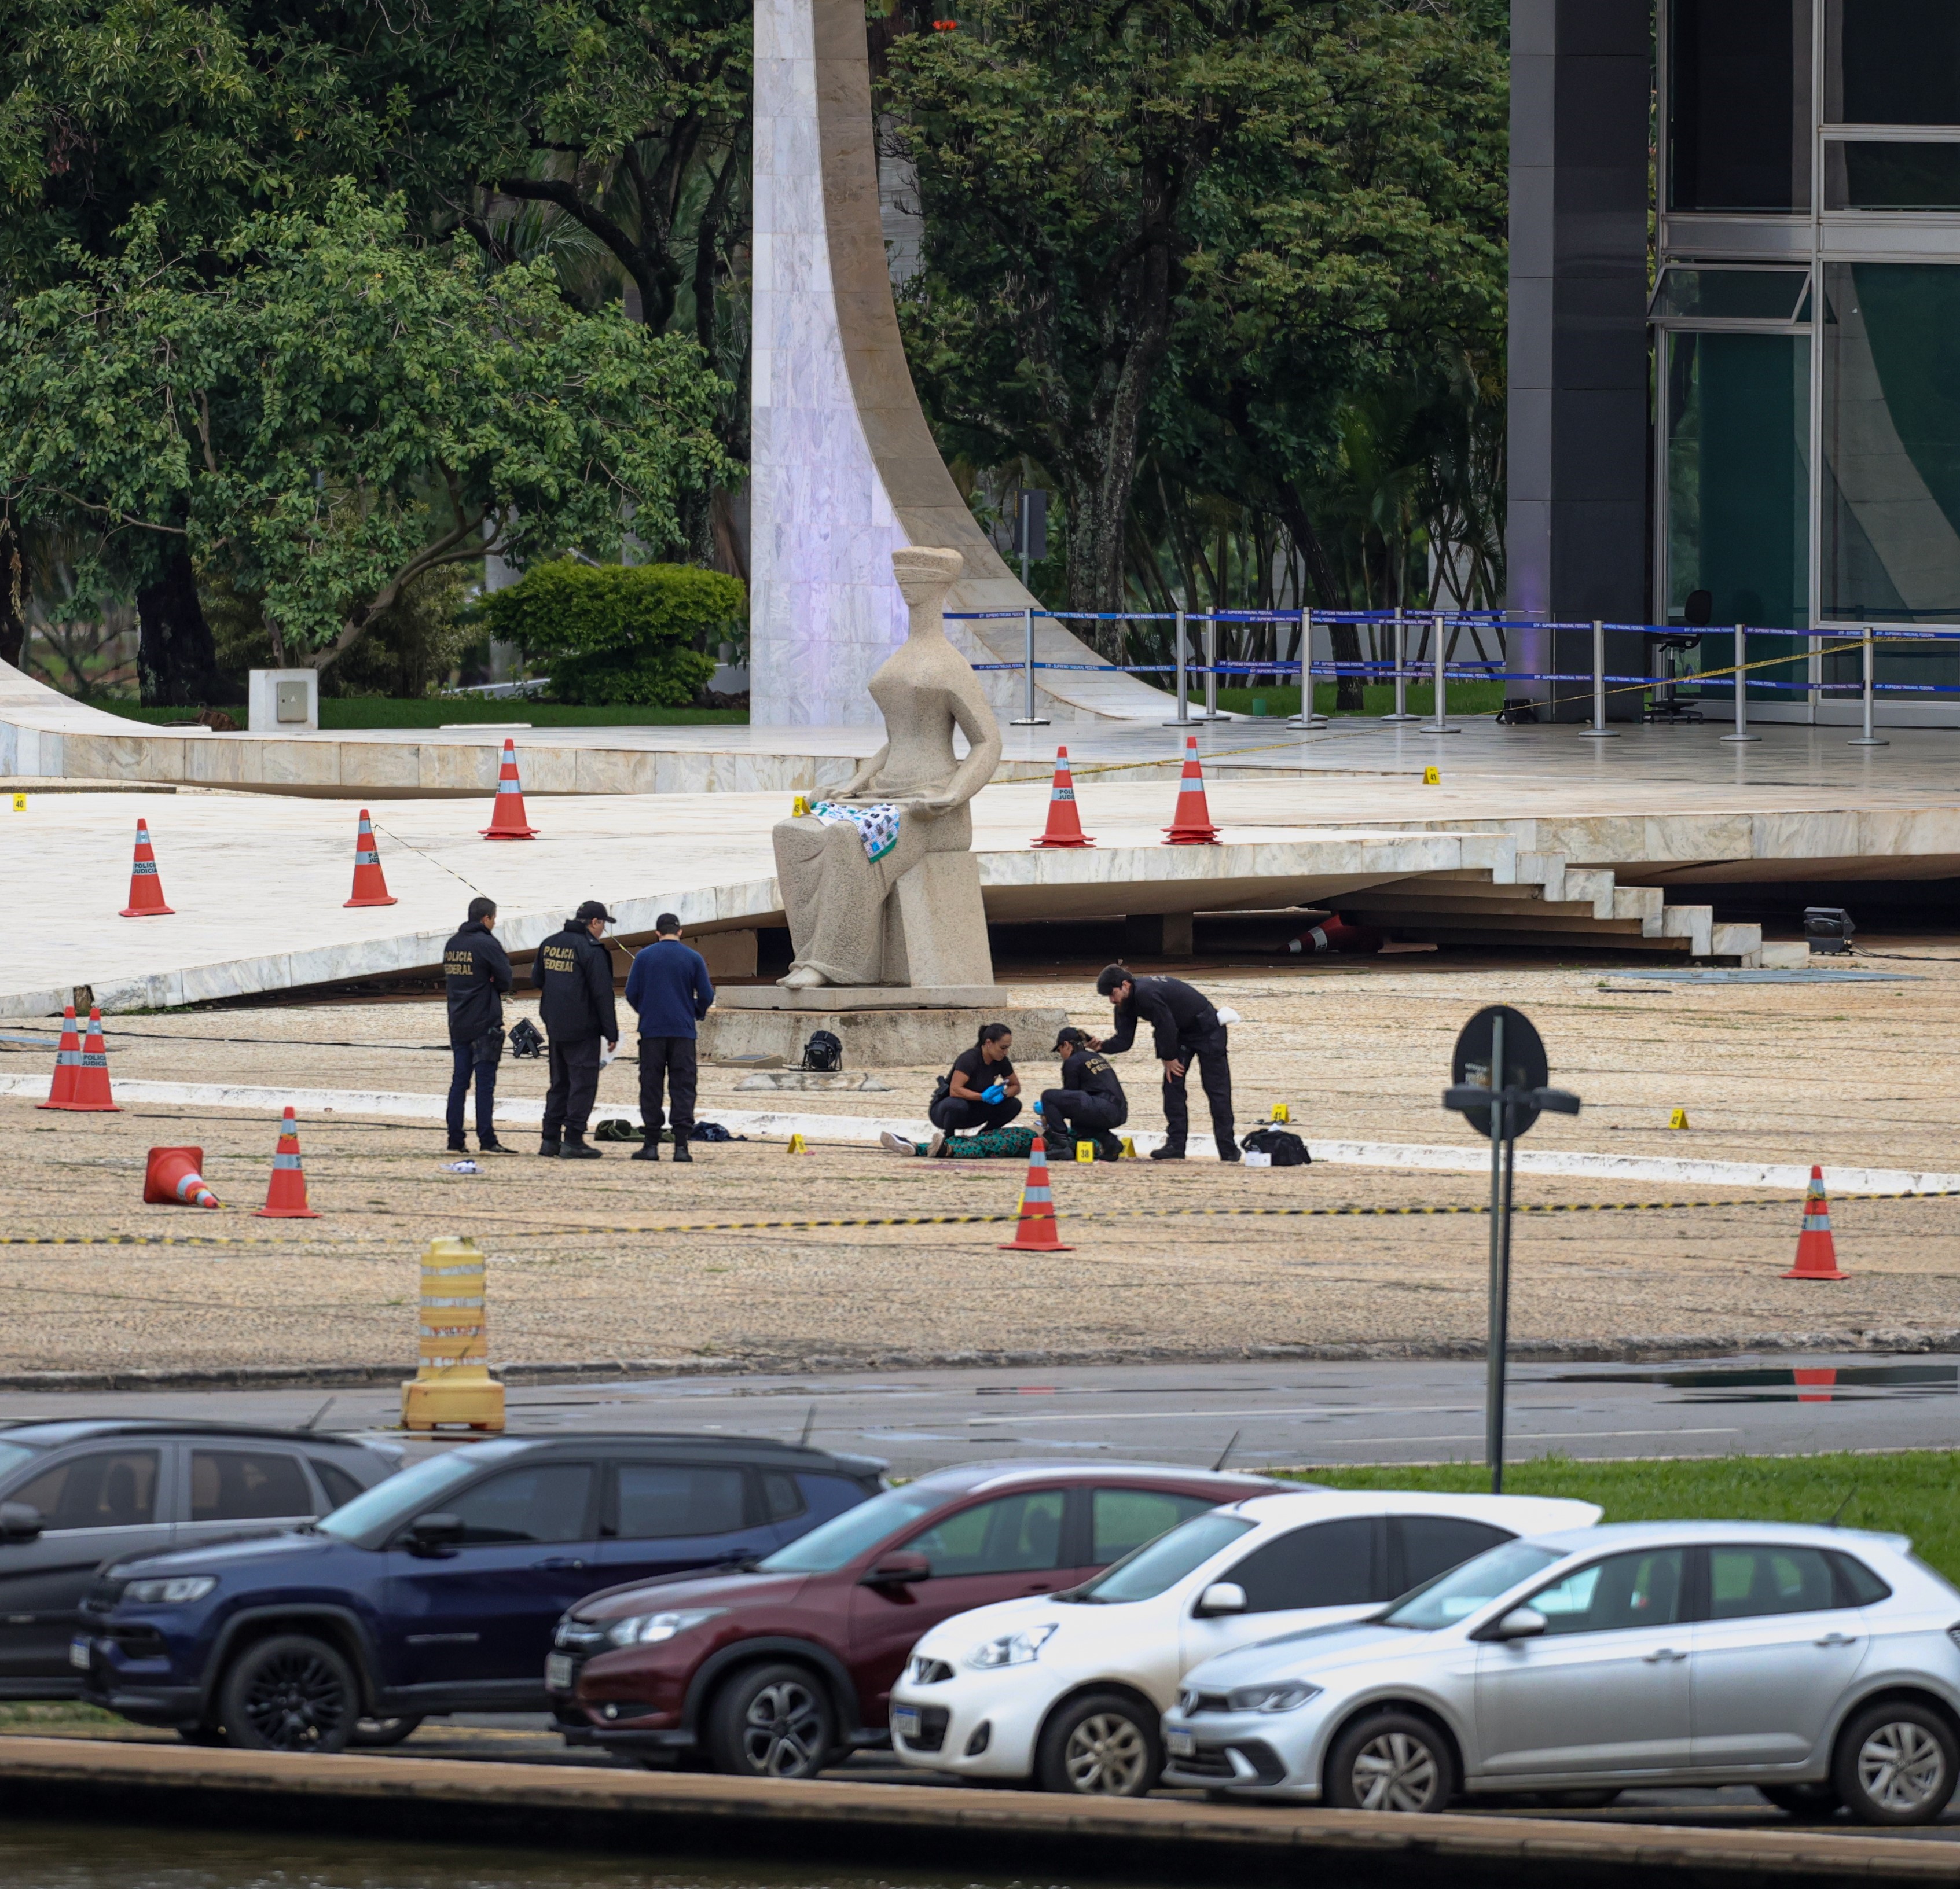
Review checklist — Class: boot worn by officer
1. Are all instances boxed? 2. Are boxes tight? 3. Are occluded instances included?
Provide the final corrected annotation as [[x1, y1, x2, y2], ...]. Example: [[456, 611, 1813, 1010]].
[[1150, 1142, 1185, 1161], [479, 1137, 517, 1154], [671, 1140, 693, 1163], [630, 1137, 660, 1162], [559, 1131, 602, 1160], [538, 1136, 561, 1158]]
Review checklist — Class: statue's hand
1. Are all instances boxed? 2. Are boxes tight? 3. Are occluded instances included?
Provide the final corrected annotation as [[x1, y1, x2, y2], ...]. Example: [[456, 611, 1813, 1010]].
[[911, 793, 959, 815]]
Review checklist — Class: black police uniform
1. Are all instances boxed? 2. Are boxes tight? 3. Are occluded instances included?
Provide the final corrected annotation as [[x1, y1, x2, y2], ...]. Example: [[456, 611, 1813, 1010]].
[[531, 922, 619, 1149], [1039, 1046, 1128, 1160], [1100, 974, 1236, 1157], [442, 918, 513, 1148], [930, 1044, 1022, 1135]]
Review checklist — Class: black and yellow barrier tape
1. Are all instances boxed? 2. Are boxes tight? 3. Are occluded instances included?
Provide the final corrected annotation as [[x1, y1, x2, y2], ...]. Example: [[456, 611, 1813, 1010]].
[[2, 1188, 1951, 1246]]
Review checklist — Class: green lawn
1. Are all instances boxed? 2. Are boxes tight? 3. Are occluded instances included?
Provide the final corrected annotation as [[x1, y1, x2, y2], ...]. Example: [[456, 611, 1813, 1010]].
[[1211, 681, 1511, 721], [1286, 1454, 1960, 1586], [72, 697, 747, 729]]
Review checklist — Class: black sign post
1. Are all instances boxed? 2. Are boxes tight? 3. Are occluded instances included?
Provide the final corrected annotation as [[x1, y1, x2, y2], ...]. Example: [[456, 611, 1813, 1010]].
[[1443, 1006, 1581, 1493]]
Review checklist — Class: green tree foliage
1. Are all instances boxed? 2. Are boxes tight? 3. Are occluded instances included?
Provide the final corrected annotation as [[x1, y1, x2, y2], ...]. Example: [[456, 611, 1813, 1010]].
[[471, 561, 740, 706], [0, 189, 732, 677], [886, 0, 1507, 663]]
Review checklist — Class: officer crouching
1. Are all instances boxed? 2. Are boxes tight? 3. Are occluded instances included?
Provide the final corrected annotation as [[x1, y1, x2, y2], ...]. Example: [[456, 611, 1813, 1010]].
[[531, 899, 620, 1159], [1038, 1027, 1128, 1162]]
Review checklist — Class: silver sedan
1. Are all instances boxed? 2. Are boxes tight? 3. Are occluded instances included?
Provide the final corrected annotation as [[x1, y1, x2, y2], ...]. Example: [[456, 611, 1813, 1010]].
[[1162, 1520, 1960, 1826]]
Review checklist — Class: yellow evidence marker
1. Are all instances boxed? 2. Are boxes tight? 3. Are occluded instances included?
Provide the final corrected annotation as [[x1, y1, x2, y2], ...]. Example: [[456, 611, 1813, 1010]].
[[1422, 766, 1441, 786], [1668, 1108, 1690, 1130]]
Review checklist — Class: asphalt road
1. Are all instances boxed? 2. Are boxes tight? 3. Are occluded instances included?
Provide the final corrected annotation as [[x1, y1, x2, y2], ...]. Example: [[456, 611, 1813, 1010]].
[[2, 1353, 1951, 1474]]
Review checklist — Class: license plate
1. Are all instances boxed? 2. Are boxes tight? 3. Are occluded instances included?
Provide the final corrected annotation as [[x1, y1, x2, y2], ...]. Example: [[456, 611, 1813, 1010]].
[[545, 1653, 575, 1691], [69, 1636, 91, 1672], [891, 1706, 921, 1740], [1166, 1728, 1195, 1757]]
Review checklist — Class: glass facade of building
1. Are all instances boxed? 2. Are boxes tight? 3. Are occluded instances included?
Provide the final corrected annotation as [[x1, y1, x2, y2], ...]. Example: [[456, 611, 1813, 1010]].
[[1657, 0, 1960, 721]]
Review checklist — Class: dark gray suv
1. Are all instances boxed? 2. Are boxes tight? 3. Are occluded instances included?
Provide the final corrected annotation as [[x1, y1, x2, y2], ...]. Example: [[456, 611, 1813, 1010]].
[[0, 1419, 399, 1698]]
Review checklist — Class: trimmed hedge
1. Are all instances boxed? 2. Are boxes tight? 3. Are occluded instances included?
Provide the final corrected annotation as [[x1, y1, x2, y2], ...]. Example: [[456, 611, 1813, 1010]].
[[471, 561, 743, 707]]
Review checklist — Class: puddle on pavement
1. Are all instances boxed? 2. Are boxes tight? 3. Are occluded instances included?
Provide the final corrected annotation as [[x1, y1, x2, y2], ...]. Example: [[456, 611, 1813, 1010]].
[[1551, 1363, 1958, 1403]]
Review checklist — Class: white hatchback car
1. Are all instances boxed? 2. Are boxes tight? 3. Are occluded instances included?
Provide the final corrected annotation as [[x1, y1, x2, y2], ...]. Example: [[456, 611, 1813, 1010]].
[[1162, 1520, 1960, 1826], [889, 1487, 1599, 1794]]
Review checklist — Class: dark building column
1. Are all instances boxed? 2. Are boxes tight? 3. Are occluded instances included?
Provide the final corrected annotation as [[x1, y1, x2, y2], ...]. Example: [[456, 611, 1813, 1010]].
[[1508, 0, 1653, 719]]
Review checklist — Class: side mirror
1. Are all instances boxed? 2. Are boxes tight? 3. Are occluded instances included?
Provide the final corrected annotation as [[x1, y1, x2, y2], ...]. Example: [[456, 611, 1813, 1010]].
[[403, 1512, 465, 1556], [1488, 1605, 1548, 1642], [862, 1551, 931, 1587], [0, 1503, 42, 1543], [1195, 1581, 1247, 1618]]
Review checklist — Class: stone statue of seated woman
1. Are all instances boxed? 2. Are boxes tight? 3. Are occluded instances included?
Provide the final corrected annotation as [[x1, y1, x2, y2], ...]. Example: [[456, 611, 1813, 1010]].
[[772, 546, 1003, 989]]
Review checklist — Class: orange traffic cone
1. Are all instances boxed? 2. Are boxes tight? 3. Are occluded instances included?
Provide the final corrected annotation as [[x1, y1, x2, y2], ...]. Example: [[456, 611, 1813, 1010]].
[[61, 1009, 120, 1112], [481, 738, 539, 840], [998, 1136, 1074, 1252], [144, 1146, 219, 1210], [35, 1005, 80, 1110], [1783, 1167, 1847, 1280], [1030, 747, 1095, 848], [343, 810, 398, 907], [119, 818, 175, 915], [1162, 736, 1220, 845], [255, 1106, 319, 1218], [1793, 1368, 1838, 1402]]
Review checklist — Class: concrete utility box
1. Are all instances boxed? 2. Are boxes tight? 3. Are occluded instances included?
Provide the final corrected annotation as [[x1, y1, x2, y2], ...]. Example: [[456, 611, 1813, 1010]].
[[248, 669, 318, 733]]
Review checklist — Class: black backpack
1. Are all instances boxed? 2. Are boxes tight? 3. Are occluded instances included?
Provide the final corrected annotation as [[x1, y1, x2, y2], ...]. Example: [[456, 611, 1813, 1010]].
[[508, 1017, 545, 1059], [802, 1029, 843, 1073], [1240, 1127, 1311, 1167]]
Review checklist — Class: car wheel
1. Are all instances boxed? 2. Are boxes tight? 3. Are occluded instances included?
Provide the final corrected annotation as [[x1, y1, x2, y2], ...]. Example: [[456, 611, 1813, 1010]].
[[350, 1715, 424, 1748], [1034, 1690, 1158, 1797], [1760, 1781, 1842, 1819], [219, 1634, 359, 1754], [705, 1662, 837, 1780], [1326, 1711, 1454, 1814], [1834, 1701, 1958, 1826]]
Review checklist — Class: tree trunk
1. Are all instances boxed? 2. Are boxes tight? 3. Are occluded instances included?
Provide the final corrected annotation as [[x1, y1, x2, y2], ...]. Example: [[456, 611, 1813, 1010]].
[[0, 521, 24, 671], [137, 544, 233, 706], [1277, 485, 1364, 712]]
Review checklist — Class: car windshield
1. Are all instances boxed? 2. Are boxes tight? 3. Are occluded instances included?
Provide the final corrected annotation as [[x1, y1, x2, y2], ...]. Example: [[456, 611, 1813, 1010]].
[[316, 1443, 522, 1543], [756, 1486, 941, 1573], [1069, 1511, 1257, 1603], [1382, 1540, 1565, 1630]]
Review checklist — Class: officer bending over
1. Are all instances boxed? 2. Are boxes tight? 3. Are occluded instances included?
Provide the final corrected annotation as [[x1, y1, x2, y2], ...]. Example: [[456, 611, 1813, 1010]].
[[532, 899, 619, 1159], [1038, 1027, 1127, 1162], [442, 896, 514, 1155], [1093, 965, 1238, 1162]]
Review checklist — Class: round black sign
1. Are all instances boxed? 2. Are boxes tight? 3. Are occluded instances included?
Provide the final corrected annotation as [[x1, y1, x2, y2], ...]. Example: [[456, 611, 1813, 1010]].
[[1451, 1005, 1550, 1139]]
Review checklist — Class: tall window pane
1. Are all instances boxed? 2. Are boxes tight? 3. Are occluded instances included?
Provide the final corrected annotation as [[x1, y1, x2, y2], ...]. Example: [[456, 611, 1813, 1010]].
[[1823, 263, 1960, 713], [1667, 330, 1812, 671], [1829, 1, 1960, 124], [1671, 0, 1812, 211]]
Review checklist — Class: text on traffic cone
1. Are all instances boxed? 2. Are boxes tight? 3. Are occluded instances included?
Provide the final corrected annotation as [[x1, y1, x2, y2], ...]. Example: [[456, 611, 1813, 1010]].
[[61, 1009, 120, 1112], [1030, 747, 1095, 848], [1162, 736, 1220, 845], [255, 1106, 320, 1219], [144, 1146, 219, 1210], [119, 818, 175, 916], [1783, 1166, 1848, 1280], [36, 1006, 80, 1111], [481, 738, 539, 839], [344, 810, 398, 907], [999, 1135, 1075, 1251]]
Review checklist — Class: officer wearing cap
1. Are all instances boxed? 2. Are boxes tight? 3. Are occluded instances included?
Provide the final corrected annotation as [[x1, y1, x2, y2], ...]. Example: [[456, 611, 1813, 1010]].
[[531, 899, 619, 1159], [1038, 1027, 1128, 1162]]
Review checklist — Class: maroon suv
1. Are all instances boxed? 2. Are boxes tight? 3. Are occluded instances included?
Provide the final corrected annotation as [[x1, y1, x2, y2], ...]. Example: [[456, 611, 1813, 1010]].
[[548, 1460, 1281, 1777]]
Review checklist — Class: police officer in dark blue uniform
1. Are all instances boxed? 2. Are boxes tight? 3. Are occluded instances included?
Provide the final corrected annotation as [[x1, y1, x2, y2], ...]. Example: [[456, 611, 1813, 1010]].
[[531, 899, 619, 1159], [1094, 964, 1238, 1161], [1038, 1027, 1128, 1162], [442, 896, 514, 1154]]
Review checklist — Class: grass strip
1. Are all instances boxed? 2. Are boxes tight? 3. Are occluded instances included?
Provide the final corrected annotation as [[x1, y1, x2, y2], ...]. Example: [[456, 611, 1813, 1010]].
[[1289, 1453, 1960, 1586]]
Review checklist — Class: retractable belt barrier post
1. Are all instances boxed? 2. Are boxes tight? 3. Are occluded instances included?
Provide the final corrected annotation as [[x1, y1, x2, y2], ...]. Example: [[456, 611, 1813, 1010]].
[[1163, 609, 1193, 727], [1721, 623, 1760, 743], [1287, 606, 1326, 729], [1422, 612, 1459, 733], [1011, 606, 1048, 727], [1581, 619, 1617, 738], [1383, 605, 1418, 723], [1850, 626, 1888, 748], [1198, 611, 1225, 721]]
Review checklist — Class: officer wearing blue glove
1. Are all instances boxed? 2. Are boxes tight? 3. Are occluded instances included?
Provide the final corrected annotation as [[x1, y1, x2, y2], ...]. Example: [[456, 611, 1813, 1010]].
[[927, 1023, 1022, 1144]]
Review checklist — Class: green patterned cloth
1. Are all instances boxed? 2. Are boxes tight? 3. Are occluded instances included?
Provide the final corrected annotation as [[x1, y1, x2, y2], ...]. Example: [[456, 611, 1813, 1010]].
[[917, 1124, 1038, 1160]]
